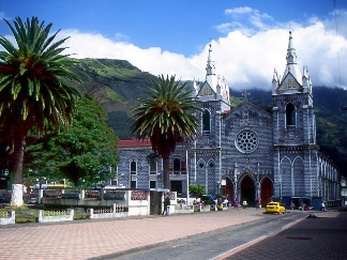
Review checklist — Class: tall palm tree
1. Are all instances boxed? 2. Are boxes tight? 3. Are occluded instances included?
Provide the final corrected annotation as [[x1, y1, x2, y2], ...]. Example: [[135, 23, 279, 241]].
[[132, 75, 199, 189], [0, 17, 80, 206]]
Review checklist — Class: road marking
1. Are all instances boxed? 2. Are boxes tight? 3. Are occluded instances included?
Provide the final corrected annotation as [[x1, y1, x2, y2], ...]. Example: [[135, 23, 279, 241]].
[[210, 235, 268, 260], [211, 216, 307, 260]]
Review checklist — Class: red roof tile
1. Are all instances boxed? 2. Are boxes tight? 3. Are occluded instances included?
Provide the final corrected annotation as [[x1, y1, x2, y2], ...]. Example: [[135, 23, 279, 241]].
[[118, 139, 151, 148]]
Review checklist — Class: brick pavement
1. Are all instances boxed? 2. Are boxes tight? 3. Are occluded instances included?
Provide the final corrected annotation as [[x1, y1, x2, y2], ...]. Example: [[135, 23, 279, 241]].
[[0, 209, 263, 260], [221, 210, 347, 260]]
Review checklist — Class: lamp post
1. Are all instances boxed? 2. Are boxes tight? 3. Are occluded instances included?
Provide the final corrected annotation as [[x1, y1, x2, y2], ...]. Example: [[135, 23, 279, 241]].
[[186, 149, 189, 205], [37, 176, 46, 203]]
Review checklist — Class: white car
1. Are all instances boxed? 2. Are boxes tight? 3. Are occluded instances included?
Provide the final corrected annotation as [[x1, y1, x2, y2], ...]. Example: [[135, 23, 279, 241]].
[[27, 197, 37, 204]]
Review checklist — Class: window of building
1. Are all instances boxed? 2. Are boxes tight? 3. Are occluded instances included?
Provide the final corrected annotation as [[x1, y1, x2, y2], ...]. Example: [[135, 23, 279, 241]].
[[130, 161, 136, 175], [235, 130, 258, 153], [150, 181, 156, 189], [149, 157, 156, 174], [181, 161, 186, 174], [286, 103, 296, 126], [171, 181, 183, 195], [130, 180, 136, 189], [203, 109, 211, 132], [173, 158, 180, 174]]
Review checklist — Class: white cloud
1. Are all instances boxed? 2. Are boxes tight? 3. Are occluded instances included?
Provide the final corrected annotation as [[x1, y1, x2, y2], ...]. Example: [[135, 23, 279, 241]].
[[113, 32, 130, 43], [223, 6, 275, 33], [58, 7, 347, 91], [60, 29, 202, 80]]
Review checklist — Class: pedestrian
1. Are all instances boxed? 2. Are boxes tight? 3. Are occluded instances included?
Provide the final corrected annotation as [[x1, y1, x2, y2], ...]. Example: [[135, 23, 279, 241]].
[[243, 200, 248, 209], [162, 194, 170, 215], [234, 199, 239, 209], [291, 201, 295, 210], [223, 198, 228, 208], [165, 196, 171, 215], [255, 198, 259, 209], [321, 201, 327, 212], [214, 198, 218, 211]]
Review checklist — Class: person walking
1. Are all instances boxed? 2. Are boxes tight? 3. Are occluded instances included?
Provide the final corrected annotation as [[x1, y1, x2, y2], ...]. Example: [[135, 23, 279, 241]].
[[234, 199, 239, 209], [321, 201, 327, 212], [243, 200, 248, 209], [162, 195, 171, 215]]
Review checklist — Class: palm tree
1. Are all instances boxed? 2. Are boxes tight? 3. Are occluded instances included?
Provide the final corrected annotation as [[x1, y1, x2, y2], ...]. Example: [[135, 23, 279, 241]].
[[0, 17, 80, 206], [132, 75, 199, 189]]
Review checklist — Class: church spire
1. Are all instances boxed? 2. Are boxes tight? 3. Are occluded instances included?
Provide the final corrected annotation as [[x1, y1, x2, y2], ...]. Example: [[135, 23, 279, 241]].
[[272, 31, 313, 95], [206, 43, 215, 76], [195, 43, 230, 107], [279, 31, 303, 89], [205, 43, 218, 90], [286, 31, 298, 65]]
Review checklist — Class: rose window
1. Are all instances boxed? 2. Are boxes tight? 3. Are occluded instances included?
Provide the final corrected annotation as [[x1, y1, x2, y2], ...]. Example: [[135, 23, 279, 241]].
[[235, 130, 258, 153]]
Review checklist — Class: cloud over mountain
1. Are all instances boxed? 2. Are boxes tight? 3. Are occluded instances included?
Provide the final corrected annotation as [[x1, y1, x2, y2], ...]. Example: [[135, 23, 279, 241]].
[[59, 7, 347, 90]]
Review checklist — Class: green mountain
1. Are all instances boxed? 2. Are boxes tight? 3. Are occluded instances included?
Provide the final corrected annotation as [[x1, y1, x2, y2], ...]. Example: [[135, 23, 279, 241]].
[[70, 59, 157, 139], [70, 58, 347, 176]]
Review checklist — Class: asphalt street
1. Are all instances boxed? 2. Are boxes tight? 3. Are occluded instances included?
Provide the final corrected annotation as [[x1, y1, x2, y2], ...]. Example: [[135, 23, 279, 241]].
[[95, 211, 305, 260]]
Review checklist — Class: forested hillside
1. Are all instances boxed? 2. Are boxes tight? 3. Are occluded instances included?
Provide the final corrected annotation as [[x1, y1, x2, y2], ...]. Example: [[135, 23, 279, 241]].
[[70, 58, 347, 176]]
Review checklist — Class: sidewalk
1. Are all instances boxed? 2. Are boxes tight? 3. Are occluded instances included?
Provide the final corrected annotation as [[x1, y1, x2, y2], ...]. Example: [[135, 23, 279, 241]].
[[0, 208, 263, 260]]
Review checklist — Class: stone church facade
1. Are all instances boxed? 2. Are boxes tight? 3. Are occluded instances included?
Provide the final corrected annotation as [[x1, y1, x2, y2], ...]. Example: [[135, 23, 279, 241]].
[[116, 32, 340, 207]]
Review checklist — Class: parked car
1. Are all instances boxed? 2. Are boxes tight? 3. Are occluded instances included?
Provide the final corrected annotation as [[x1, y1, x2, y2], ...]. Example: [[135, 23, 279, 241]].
[[265, 201, 286, 214], [27, 197, 38, 204], [0, 193, 10, 203]]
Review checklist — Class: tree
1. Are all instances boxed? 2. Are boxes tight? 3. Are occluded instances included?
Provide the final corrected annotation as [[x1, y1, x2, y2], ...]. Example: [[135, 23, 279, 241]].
[[189, 184, 205, 197], [0, 17, 80, 206], [132, 75, 199, 189], [25, 95, 120, 188]]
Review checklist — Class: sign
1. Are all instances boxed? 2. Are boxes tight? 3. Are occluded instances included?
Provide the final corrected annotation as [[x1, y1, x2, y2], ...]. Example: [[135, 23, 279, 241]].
[[131, 190, 148, 200]]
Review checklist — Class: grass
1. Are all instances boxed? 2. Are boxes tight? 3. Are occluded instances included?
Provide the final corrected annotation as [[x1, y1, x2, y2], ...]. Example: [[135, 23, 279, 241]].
[[0, 206, 37, 223]]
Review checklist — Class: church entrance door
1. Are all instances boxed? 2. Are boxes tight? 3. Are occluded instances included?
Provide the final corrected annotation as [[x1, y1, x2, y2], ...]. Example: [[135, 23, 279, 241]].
[[240, 175, 255, 207], [261, 177, 273, 207], [224, 177, 234, 202]]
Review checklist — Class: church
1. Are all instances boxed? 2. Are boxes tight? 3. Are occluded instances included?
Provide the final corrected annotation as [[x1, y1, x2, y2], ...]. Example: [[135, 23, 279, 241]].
[[116, 32, 340, 208]]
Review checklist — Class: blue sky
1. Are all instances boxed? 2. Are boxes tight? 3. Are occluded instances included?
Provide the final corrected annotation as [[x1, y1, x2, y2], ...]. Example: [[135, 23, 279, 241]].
[[0, 0, 346, 89]]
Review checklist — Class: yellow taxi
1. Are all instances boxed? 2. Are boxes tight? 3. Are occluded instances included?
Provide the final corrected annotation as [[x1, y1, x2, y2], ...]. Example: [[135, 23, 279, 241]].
[[265, 201, 286, 214]]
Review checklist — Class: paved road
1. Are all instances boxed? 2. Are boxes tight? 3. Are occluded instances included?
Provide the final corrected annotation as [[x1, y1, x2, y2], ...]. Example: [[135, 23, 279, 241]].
[[221, 210, 347, 260], [0, 208, 344, 260], [0, 208, 261, 259], [107, 211, 305, 260]]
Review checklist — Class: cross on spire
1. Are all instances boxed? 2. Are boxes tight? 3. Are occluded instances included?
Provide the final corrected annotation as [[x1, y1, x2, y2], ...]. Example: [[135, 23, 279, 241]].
[[242, 91, 250, 101]]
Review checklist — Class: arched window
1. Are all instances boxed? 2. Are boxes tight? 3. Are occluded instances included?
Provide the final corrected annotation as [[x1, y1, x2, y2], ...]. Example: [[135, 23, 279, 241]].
[[286, 103, 296, 126], [173, 158, 180, 174], [203, 109, 211, 132], [149, 158, 156, 174], [130, 161, 136, 174]]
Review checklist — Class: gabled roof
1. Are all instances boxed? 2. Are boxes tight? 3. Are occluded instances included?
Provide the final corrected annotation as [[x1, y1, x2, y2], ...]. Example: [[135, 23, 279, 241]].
[[118, 139, 151, 148], [223, 101, 272, 117]]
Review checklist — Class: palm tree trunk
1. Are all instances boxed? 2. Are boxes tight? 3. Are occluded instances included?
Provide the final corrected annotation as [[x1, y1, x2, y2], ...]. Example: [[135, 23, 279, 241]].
[[162, 154, 170, 189], [10, 132, 26, 206]]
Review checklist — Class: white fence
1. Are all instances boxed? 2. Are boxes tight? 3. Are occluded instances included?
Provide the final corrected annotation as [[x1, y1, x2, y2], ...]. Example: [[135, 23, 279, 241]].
[[0, 210, 15, 225]]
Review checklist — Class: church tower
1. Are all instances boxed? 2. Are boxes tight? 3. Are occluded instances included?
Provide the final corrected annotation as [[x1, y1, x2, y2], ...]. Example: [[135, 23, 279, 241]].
[[272, 31, 319, 199], [191, 44, 230, 194]]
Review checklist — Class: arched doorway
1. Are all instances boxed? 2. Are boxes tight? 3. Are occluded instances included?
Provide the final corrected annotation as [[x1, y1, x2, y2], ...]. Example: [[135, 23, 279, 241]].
[[240, 175, 255, 207], [225, 177, 234, 202], [261, 177, 273, 207]]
